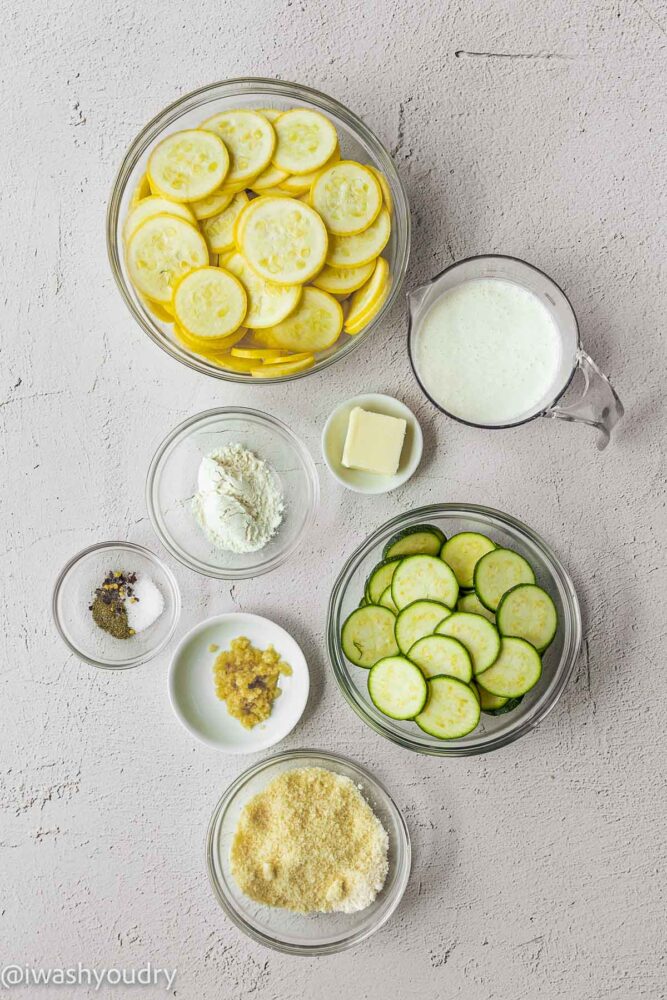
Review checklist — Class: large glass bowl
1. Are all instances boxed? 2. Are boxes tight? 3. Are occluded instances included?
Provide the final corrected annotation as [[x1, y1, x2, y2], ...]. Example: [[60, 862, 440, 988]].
[[107, 78, 410, 384], [327, 504, 582, 756], [146, 408, 319, 580], [206, 749, 411, 955]]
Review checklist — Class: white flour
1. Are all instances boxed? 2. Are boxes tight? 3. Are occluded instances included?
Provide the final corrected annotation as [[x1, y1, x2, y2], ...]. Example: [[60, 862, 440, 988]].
[[192, 443, 284, 554]]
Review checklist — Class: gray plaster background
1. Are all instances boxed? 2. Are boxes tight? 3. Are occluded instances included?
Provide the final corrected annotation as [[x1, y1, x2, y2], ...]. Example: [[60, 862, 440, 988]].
[[2, 1, 666, 997]]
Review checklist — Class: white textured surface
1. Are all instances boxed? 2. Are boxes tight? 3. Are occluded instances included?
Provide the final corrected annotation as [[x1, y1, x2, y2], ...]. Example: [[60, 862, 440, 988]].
[[2, 1, 666, 997]]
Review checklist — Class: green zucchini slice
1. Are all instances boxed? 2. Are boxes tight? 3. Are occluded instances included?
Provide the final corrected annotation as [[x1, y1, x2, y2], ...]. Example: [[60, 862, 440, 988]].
[[496, 583, 558, 652], [436, 611, 501, 675], [383, 524, 446, 560], [379, 585, 398, 613], [365, 557, 402, 604], [474, 548, 536, 611], [415, 675, 481, 739], [395, 599, 452, 655], [391, 554, 459, 611], [341, 605, 398, 668], [368, 656, 428, 719], [440, 532, 496, 589], [407, 634, 473, 682], [476, 637, 542, 697], [457, 591, 495, 623]]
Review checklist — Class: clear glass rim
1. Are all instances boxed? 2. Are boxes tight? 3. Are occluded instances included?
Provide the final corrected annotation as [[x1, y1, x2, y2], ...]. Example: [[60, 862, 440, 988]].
[[205, 747, 411, 955], [145, 406, 320, 580], [52, 540, 182, 670], [106, 77, 411, 384], [327, 503, 582, 756], [407, 253, 581, 429]]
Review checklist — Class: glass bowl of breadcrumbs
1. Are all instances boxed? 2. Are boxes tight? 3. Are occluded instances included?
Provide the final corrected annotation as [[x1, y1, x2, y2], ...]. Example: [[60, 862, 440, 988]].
[[206, 748, 411, 954]]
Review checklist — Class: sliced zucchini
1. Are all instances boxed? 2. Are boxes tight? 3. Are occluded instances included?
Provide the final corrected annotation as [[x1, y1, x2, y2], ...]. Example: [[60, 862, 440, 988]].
[[457, 591, 495, 623], [481, 690, 524, 716], [440, 532, 496, 589], [365, 557, 402, 604], [477, 686, 508, 711], [395, 600, 452, 656], [368, 656, 428, 719], [407, 634, 472, 682], [435, 612, 501, 676], [415, 675, 481, 740], [341, 605, 398, 668], [379, 585, 398, 613], [391, 555, 459, 611], [476, 637, 542, 698], [383, 524, 446, 560], [474, 548, 536, 612], [496, 583, 558, 652]]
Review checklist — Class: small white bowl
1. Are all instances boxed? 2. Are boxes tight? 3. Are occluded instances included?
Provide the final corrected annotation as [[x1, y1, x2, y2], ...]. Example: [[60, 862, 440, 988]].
[[322, 393, 423, 495], [169, 613, 309, 753]]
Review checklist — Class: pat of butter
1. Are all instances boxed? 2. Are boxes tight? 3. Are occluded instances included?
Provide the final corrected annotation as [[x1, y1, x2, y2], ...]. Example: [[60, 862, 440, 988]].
[[341, 407, 407, 476]]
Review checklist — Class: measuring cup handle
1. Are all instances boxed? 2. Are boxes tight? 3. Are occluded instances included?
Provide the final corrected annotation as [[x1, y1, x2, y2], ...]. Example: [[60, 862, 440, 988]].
[[545, 350, 624, 450]]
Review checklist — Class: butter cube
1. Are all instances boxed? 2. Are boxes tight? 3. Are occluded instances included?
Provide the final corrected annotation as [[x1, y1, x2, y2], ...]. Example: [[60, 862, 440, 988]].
[[342, 407, 407, 476]]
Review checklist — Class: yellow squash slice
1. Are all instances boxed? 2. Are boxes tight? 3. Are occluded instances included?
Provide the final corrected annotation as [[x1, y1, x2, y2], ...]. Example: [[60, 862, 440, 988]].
[[238, 196, 328, 285], [311, 160, 382, 236], [251, 355, 315, 377], [174, 324, 247, 356], [147, 129, 229, 202], [312, 260, 375, 295], [173, 266, 247, 339], [201, 192, 249, 254], [190, 186, 236, 220], [279, 146, 340, 194], [231, 347, 286, 360], [214, 353, 264, 373], [252, 162, 290, 190], [130, 173, 152, 207], [126, 214, 209, 303], [201, 110, 275, 185], [272, 109, 338, 175], [248, 185, 291, 198], [344, 257, 390, 334], [224, 252, 301, 329], [368, 165, 393, 214], [261, 351, 312, 365], [261, 286, 342, 352], [123, 196, 196, 241], [325, 206, 391, 267], [141, 296, 174, 324]]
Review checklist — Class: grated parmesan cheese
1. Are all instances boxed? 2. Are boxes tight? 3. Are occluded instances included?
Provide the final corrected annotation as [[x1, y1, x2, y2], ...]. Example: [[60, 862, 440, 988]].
[[229, 767, 389, 914]]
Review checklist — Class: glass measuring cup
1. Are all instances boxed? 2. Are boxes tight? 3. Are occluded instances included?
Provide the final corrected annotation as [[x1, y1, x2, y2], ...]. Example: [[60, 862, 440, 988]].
[[407, 255, 624, 449]]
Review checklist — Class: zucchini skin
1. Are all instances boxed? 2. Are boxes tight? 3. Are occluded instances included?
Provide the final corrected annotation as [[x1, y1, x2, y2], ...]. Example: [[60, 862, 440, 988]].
[[383, 524, 446, 560]]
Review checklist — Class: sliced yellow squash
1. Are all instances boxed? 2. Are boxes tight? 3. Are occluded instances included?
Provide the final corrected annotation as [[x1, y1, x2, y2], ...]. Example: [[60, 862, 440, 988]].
[[126, 214, 209, 303], [256, 108, 282, 122], [251, 355, 315, 377], [344, 257, 390, 334], [201, 110, 275, 184], [368, 165, 393, 214], [311, 160, 382, 236], [123, 196, 196, 241], [130, 173, 152, 208], [261, 286, 342, 352], [279, 146, 340, 194], [272, 108, 338, 175], [248, 185, 292, 198], [311, 260, 375, 295], [261, 351, 312, 366], [147, 129, 229, 202], [173, 266, 247, 339], [224, 251, 301, 329], [252, 162, 290, 190], [201, 192, 249, 253], [174, 324, 247, 355], [190, 186, 236, 220], [231, 347, 287, 360], [213, 353, 263, 373], [238, 196, 328, 285], [140, 296, 174, 324], [325, 206, 391, 267]]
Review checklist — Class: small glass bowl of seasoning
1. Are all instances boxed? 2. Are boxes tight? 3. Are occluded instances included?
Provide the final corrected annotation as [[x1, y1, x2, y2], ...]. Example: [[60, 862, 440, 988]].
[[53, 541, 181, 669]]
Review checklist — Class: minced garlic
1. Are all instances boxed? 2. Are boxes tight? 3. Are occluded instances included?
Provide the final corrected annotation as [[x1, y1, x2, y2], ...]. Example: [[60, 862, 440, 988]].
[[229, 767, 389, 913], [213, 636, 291, 729]]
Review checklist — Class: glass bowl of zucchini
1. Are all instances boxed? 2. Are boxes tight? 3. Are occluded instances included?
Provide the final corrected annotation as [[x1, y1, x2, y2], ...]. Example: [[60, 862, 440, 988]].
[[327, 504, 582, 756], [107, 78, 410, 383]]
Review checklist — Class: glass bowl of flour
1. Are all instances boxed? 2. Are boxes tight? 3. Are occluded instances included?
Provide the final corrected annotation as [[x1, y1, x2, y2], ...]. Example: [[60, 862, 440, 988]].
[[146, 408, 319, 579]]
